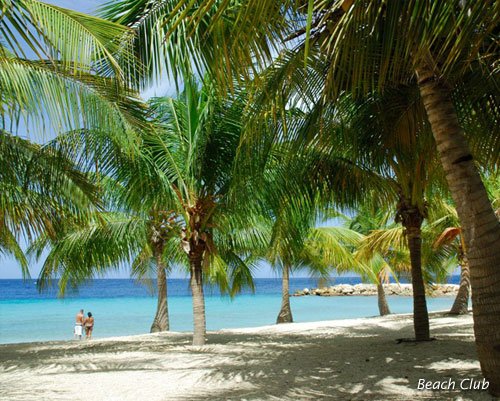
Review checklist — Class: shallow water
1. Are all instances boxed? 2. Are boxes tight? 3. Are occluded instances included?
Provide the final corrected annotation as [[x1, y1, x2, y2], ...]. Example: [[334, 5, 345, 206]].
[[0, 278, 457, 344]]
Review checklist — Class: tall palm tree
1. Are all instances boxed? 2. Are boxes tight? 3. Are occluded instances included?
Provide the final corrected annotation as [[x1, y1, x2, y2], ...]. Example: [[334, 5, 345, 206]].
[[338, 87, 446, 341], [253, 49, 496, 341], [139, 77, 268, 345], [35, 78, 267, 341], [248, 102, 381, 324], [260, 45, 497, 337], [258, 77, 445, 339], [288, 4, 499, 388]]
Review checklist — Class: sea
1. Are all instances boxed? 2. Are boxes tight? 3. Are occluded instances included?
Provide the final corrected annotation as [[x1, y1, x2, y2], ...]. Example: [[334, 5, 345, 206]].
[[0, 277, 459, 344]]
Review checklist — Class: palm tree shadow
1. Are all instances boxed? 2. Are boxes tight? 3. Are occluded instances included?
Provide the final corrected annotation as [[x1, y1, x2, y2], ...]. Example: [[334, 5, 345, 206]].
[[0, 314, 489, 401], [186, 314, 487, 400]]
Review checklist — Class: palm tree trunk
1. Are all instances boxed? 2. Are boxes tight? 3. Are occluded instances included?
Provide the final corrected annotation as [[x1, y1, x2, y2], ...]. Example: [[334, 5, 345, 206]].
[[150, 253, 169, 332], [276, 264, 293, 323], [189, 250, 206, 346], [407, 225, 430, 341], [416, 63, 500, 394], [449, 255, 470, 315], [377, 279, 391, 316]]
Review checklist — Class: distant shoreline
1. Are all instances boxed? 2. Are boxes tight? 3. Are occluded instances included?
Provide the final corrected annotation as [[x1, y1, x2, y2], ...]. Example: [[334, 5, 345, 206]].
[[293, 283, 460, 297]]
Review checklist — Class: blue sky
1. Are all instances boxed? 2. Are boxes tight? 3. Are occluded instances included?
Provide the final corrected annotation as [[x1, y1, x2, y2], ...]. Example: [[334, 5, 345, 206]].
[[0, 0, 309, 279]]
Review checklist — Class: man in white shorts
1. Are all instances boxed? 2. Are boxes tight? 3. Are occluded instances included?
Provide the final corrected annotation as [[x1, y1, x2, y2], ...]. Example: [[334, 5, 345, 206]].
[[74, 309, 84, 339]]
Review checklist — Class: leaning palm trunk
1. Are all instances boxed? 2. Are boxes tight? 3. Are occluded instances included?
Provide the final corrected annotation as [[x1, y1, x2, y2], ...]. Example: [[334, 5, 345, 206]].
[[150, 253, 169, 332], [416, 63, 500, 394], [449, 255, 470, 315], [377, 279, 391, 316], [189, 250, 206, 346], [276, 264, 293, 323]]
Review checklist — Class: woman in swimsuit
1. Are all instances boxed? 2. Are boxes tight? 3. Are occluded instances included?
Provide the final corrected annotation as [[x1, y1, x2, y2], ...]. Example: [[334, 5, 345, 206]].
[[84, 312, 94, 340]]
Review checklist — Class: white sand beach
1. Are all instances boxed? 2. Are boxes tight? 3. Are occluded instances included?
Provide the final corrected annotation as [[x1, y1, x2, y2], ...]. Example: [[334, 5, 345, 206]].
[[0, 312, 496, 401]]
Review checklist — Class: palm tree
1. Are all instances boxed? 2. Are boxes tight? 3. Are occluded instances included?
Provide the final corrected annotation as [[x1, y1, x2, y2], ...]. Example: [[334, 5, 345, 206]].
[[32, 126, 182, 332], [346, 87, 447, 341], [432, 173, 500, 315], [275, 50, 497, 337], [35, 78, 267, 341], [34, 208, 180, 332], [287, 4, 499, 387], [255, 53, 493, 341], [273, 82, 445, 340], [429, 198, 470, 315], [145, 211, 179, 332], [357, 216, 455, 318], [249, 103, 380, 324], [269, 216, 364, 324], [140, 77, 268, 345], [373, 259, 392, 317], [349, 203, 398, 317]]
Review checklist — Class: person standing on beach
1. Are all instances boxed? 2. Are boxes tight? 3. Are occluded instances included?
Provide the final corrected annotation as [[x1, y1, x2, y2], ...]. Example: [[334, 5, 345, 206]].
[[74, 309, 84, 340], [84, 312, 94, 340]]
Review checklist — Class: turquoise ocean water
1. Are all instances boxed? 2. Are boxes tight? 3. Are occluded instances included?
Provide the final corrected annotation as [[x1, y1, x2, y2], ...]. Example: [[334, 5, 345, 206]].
[[0, 278, 457, 344]]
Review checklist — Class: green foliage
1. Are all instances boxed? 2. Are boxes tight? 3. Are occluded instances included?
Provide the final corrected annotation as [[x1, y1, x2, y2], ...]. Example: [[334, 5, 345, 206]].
[[99, 0, 300, 89], [33, 76, 270, 298], [0, 0, 144, 135], [144, 76, 270, 294], [0, 129, 100, 277], [353, 200, 457, 285]]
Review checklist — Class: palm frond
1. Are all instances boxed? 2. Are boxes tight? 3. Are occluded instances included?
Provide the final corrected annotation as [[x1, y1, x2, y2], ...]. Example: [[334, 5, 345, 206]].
[[0, 56, 148, 139], [0, 225, 28, 276], [33, 213, 147, 295], [99, 0, 299, 89], [1, 0, 136, 79]]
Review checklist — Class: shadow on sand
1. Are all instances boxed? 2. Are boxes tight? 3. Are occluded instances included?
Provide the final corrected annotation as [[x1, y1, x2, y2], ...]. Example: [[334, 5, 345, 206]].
[[0, 313, 493, 401]]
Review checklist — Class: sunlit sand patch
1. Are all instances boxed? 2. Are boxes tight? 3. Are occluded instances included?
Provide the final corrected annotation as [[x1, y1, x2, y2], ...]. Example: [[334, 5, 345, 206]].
[[0, 313, 494, 401]]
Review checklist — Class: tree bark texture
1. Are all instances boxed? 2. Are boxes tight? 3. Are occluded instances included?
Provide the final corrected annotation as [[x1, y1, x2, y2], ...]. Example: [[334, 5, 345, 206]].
[[150, 257, 169, 332], [449, 254, 470, 315], [189, 249, 206, 346], [377, 282, 391, 316], [406, 224, 431, 341], [276, 264, 293, 323], [416, 62, 500, 395]]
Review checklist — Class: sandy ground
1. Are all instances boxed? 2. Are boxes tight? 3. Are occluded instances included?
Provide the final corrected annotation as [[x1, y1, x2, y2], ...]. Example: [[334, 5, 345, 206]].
[[0, 312, 497, 401]]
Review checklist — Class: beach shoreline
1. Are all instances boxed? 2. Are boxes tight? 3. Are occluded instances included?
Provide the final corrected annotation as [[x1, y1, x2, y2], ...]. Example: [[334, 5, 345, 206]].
[[0, 311, 494, 401], [293, 283, 460, 297]]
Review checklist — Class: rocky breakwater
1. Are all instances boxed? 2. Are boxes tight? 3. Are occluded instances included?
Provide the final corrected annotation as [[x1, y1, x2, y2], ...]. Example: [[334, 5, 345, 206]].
[[293, 283, 459, 297]]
